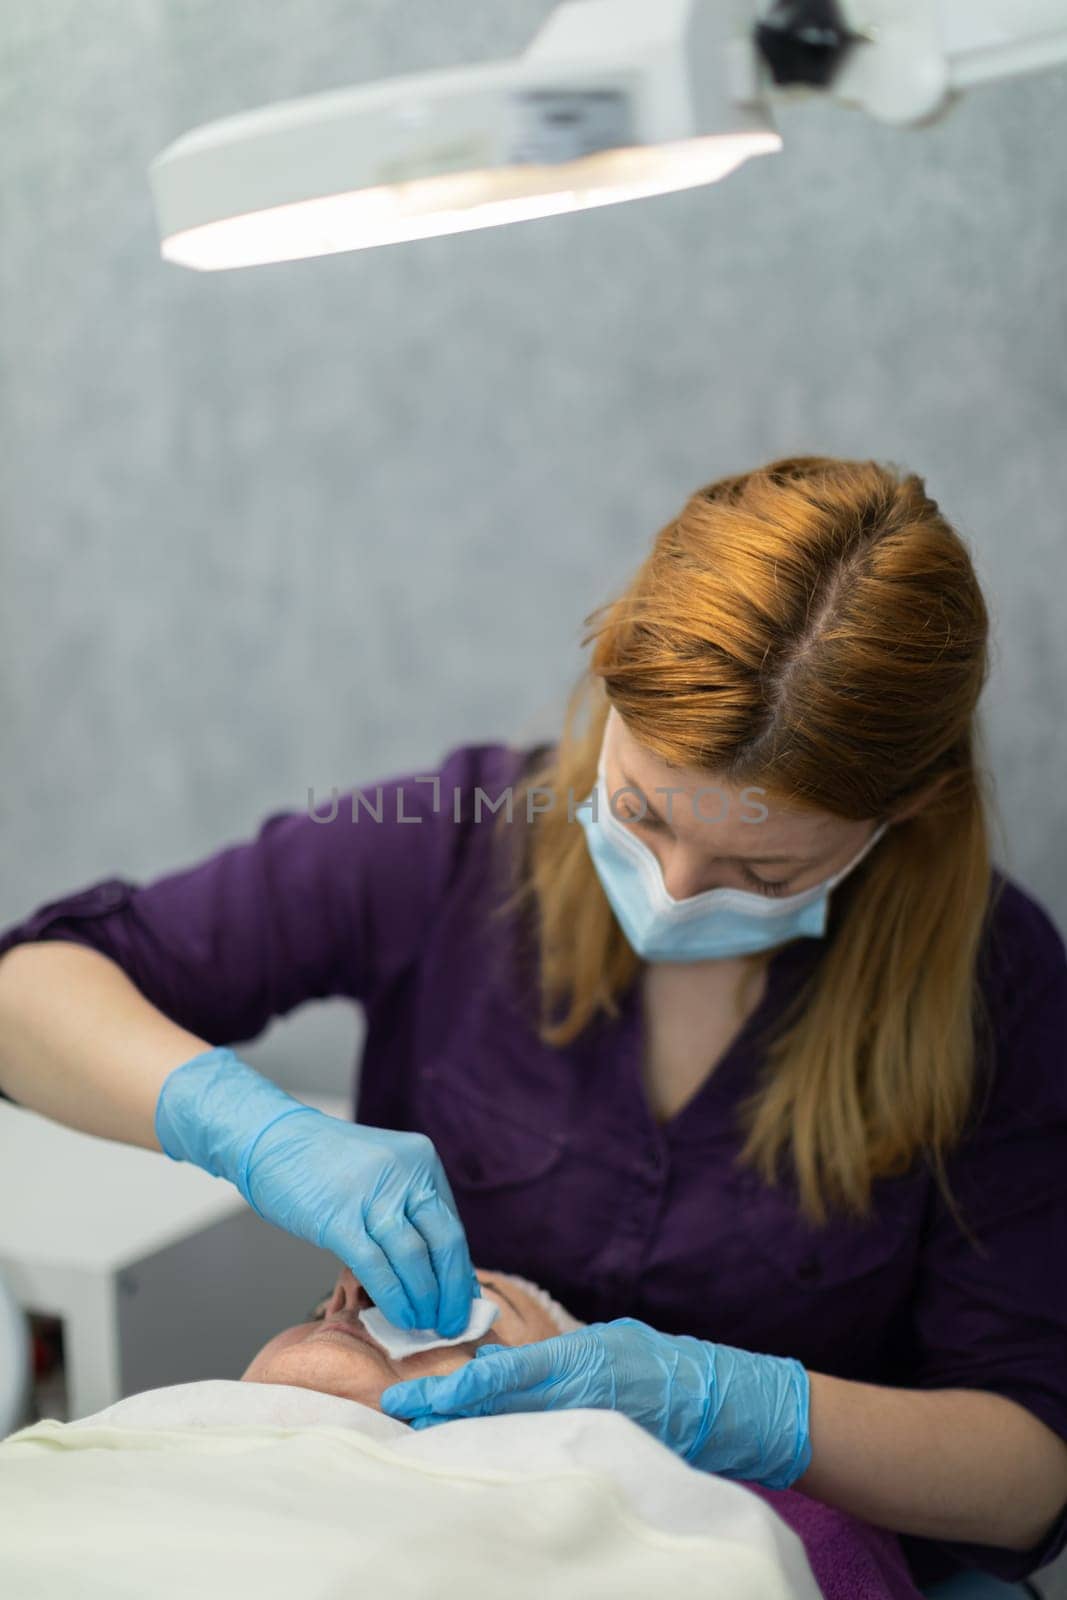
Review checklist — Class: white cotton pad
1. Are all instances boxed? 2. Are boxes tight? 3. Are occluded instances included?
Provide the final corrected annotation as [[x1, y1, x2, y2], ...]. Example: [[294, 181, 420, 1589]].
[[358, 1296, 500, 1359]]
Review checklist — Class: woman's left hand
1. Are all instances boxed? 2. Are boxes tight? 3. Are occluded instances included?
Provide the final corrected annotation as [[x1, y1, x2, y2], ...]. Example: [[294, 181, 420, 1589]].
[[380, 1316, 812, 1489]]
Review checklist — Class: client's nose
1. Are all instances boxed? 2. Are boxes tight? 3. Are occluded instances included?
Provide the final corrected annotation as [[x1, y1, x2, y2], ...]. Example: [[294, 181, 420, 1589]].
[[324, 1267, 373, 1319]]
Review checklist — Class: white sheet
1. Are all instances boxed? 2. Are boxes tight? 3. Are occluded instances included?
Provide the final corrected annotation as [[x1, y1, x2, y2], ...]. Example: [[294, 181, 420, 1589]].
[[0, 1380, 823, 1599]]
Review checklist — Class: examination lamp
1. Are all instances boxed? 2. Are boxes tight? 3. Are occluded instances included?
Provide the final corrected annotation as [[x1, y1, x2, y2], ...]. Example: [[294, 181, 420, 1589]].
[[150, 0, 1067, 268]]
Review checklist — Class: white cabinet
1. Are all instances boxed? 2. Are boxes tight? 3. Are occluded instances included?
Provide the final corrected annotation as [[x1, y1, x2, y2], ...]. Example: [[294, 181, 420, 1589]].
[[0, 1093, 347, 1425]]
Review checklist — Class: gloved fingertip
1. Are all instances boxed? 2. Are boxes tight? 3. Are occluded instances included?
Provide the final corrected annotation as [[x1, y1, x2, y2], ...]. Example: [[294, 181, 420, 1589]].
[[380, 1388, 424, 1419]]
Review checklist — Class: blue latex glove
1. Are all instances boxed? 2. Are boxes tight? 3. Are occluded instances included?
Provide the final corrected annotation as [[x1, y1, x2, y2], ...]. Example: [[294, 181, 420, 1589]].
[[155, 1045, 479, 1337], [380, 1316, 812, 1489]]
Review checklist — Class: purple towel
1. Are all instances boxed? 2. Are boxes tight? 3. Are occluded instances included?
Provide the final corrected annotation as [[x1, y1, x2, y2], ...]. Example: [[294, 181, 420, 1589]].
[[744, 1483, 923, 1600]]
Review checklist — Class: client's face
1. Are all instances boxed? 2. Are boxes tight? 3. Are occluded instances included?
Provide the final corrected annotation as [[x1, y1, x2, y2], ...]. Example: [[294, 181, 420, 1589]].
[[241, 1267, 559, 1413]]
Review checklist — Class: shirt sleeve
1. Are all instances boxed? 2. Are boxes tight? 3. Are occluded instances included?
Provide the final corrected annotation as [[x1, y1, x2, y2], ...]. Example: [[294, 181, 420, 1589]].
[[898, 880, 1067, 1586], [0, 743, 503, 1101]]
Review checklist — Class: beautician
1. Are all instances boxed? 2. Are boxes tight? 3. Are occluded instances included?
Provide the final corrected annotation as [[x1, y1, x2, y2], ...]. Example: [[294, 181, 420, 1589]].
[[1, 456, 1066, 1594]]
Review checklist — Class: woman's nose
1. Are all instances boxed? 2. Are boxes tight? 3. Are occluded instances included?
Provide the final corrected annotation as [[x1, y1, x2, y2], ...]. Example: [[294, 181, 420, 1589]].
[[326, 1268, 372, 1316]]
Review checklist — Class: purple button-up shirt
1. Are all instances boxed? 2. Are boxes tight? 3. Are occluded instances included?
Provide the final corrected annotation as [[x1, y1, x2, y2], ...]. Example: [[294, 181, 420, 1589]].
[[2, 740, 1066, 1588]]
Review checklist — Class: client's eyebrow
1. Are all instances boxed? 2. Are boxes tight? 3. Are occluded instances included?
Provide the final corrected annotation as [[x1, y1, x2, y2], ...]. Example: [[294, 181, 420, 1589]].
[[308, 1280, 520, 1322], [481, 1278, 520, 1316]]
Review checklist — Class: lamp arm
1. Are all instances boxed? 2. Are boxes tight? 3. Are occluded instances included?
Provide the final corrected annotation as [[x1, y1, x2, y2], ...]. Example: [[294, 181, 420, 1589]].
[[932, 0, 1067, 91], [754, 0, 1067, 124]]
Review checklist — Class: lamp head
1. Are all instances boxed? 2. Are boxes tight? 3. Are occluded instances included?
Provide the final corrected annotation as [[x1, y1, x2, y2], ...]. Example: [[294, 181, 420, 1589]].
[[150, 0, 781, 269]]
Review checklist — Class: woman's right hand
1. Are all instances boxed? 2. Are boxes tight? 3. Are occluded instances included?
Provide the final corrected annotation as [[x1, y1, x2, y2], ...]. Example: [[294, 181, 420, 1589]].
[[154, 1046, 477, 1337]]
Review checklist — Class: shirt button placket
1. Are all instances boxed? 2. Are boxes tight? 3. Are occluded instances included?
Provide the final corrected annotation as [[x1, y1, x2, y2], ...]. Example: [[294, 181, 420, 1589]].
[[604, 1153, 668, 1303]]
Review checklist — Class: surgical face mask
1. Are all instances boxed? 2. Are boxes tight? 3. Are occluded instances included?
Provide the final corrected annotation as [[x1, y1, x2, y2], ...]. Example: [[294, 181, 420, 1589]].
[[576, 746, 889, 962]]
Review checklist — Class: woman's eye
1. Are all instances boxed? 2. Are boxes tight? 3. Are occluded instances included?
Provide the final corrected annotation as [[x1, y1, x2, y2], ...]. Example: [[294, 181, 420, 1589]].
[[741, 867, 791, 896], [622, 811, 791, 895], [621, 807, 662, 829]]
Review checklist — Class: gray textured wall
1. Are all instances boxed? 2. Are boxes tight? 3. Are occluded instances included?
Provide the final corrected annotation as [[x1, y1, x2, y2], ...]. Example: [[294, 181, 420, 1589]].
[[2, 2, 1066, 1101]]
